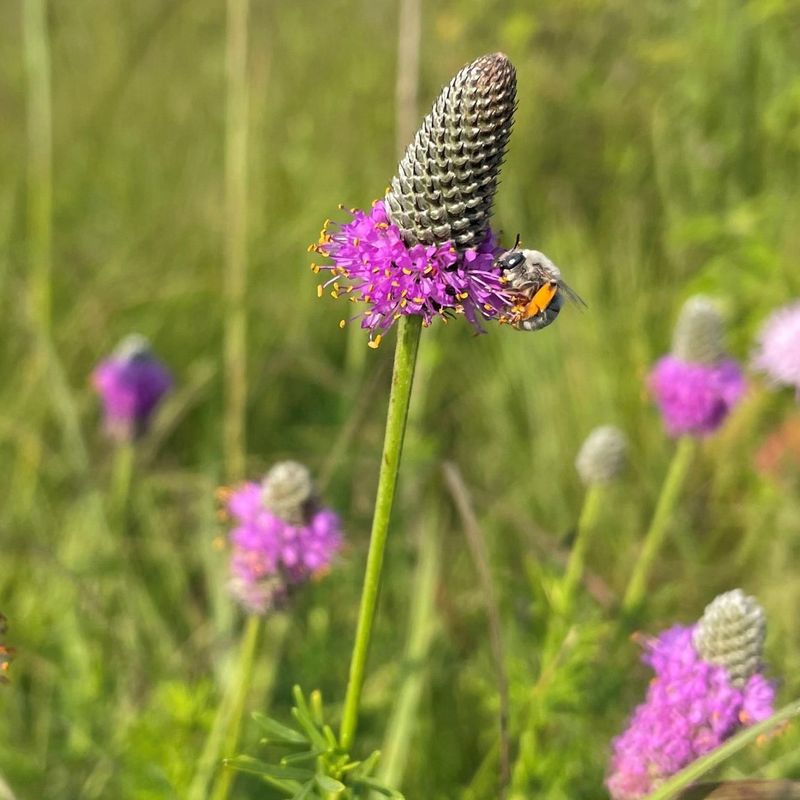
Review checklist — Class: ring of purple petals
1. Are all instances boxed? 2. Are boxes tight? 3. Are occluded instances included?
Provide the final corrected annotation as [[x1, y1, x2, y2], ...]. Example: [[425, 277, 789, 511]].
[[311, 200, 514, 348]]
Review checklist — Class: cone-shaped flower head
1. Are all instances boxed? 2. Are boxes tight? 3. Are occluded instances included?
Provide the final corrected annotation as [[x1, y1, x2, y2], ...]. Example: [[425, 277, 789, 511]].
[[752, 300, 800, 399], [648, 296, 745, 437], [225, 462, 343, 614], [91, 334, 173, 441], [606, 590, 775, 800], [385, 53, 516, 251], [575, 425, 627, 486], [693, 589, 766, 688], [311, 54, 532, 346]]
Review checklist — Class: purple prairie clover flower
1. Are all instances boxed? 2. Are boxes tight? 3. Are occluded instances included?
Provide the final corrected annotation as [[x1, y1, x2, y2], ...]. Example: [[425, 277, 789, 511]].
[[310, 53, 523, 347], [607, 590, 775, 800], [313, 200, 508, 346], [648, 357, 746, 437], [648, 297, 745, 437], [752, 301, 800, 399], [224, 462, 343, 615], [91, 334, 172, 441]]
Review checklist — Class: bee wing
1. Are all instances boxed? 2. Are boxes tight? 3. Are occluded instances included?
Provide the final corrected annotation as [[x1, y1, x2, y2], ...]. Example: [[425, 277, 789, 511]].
[[558, 279, 588, 309]]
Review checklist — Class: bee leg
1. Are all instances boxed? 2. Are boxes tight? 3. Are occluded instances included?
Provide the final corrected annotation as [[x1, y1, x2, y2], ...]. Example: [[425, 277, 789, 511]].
[[523, 282, 559, 319]]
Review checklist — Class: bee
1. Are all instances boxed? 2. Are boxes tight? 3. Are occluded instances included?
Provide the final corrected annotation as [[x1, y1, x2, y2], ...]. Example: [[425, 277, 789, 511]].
[[495, 244, 586, 331]]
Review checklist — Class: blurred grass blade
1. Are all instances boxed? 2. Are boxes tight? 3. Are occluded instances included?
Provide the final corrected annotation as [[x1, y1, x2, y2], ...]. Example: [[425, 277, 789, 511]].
[[675, 781, 800, 799], [642, 700, 800, 800], [252, 712, 308, 745]]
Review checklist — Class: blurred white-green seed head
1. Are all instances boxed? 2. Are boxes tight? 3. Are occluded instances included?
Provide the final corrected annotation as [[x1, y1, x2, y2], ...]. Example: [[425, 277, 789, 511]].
[[693, 589, 766, 687], [575, 425, 627, 486], [672, 296, 727, 364], [261, 461, 316, 525]]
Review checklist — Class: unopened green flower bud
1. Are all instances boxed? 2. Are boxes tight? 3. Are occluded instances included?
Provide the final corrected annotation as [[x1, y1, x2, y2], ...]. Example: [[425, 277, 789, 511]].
[[693, 589, 766, 686], [575, 425, 627, 486], [385, 52, 517, 250], [261, 461, 316, 525], [672, 296, 727, 364]]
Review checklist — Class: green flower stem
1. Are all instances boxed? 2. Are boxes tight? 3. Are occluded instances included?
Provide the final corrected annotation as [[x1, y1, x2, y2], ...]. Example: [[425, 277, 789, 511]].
[[622, 436, 696, 614], [189, 613, 276, 800], [377, 509, 440, 790], [110, 442, 135, 523], [222, 0, 249, 482], [641, 699, 800, 800], [558, 484, 604, 617], [23, 0, 53, 339], [339, 314, 423, 754]]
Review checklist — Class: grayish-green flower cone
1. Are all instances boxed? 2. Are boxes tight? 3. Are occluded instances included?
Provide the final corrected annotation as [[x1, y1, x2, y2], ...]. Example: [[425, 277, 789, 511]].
[[693, 589, 767, 687], [113, 333, 153, 362], [575, 425, 628, 486], [261, 461, 316, 526], [672, 296, 727, 364], [384, 52, 517, 250]]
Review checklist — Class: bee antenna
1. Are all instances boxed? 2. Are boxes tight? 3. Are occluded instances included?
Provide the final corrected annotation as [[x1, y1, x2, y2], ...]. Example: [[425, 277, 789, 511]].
[[513, 233, 522, 249]]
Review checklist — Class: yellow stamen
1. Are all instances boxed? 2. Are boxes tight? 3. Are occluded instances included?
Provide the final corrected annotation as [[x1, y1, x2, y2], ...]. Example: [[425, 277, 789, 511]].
[[339, 319, 346, 329], [316, 285, 323, 298], [368, 335, 382, 349]]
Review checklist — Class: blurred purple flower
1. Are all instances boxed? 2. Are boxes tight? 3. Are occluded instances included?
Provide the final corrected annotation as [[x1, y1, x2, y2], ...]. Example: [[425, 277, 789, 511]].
[[648, 297, 745, 437], [752, 301, 800, 398], [225, 465, 343, 615], [648, 356, 746, 437], [91, 334, 172, 441], [312, 200, 507, 347], [607, 593, 775, 800]]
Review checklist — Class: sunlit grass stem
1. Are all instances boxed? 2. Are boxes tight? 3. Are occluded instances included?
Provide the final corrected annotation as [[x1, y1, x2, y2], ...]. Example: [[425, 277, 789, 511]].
[[623, 436, 696, 614], [377, 510, 440, 790], [23, 0, 52, 339], [558, 483, 604, 617], [339, 314, 423, 753], [223, 0, 250, 482]]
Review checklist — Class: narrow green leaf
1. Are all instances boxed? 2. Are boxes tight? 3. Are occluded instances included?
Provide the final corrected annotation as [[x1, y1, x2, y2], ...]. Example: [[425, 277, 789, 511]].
[[291, 780, 318, 800], [315, 774, 346, 794], [252, 712, 308, 745], [224, 755, 315, 782], [642, 700, 800, 800], [280, 750, 323, 766], [310, 689, 325, 727], [351, 775, 405, 799], [291, 706, 329, 752], [350, 750, 381, 778]]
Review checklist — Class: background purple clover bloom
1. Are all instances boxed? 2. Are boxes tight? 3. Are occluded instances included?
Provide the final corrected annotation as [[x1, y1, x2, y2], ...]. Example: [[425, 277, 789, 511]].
[[752, 301, 800, 398], [607, 625, 775, 800], [226, 482, 343, 615], [648, 355, 745, 437], [314, 200, 509, 342], [91, 344, 172, 441]]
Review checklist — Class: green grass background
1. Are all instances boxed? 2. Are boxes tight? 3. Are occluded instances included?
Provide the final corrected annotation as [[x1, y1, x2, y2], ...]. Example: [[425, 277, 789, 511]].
[[2, 0, 800, 797]]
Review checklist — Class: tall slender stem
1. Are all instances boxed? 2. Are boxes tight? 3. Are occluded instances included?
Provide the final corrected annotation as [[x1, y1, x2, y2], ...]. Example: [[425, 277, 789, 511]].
[[558, 484, 604, 617], [622, 436, 696, 614], [23, 0, 53, 340], [377, 508, 440, 789], [339, 315, 423, 753], [223, 0, 250, 481]]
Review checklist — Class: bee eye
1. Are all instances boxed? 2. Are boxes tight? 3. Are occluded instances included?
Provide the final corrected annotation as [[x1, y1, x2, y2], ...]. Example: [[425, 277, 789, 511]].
[[505, 253, 524, 268]]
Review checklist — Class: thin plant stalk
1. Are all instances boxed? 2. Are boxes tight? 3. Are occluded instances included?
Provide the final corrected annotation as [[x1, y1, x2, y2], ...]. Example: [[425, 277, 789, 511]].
[[110, 442, 135, 523], [558, 484, 604, 617], [23, 0, 53, 339], [339, 314, 423, 753], [223, 0, 250, 481], [189, 613, 289, 800], [622, 436, 696, 614], [377, 509, 440, 790]]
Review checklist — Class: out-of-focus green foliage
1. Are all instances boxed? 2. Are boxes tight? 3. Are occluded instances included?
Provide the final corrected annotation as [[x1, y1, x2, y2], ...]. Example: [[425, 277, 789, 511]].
[[1, 0, 800, 797]]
